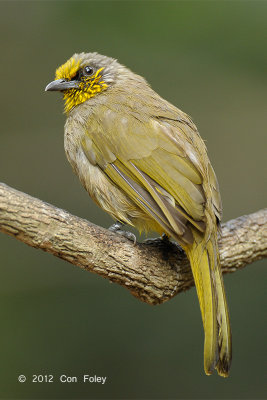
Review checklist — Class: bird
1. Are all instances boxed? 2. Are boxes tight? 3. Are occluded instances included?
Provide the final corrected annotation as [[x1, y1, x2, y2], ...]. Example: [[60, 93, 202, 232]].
[[45, 52, 232, 377]]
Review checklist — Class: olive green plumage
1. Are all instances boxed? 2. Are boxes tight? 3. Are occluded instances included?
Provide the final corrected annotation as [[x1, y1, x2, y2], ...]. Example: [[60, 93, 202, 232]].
[[46, 52, 232, 376]]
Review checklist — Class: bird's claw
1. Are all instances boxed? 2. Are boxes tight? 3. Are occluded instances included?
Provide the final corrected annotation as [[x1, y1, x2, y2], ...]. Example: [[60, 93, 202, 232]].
[[144, 233, 170, 244], [109, 222, 137, 245]]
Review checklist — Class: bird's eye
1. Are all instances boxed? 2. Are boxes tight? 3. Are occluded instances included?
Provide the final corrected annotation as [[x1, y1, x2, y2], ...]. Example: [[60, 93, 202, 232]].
[[84, 66, 94, 75]]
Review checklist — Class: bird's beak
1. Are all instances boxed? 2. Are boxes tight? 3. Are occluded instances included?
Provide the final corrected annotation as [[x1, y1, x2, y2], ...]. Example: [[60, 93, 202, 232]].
[[45, 79, 79, 92]]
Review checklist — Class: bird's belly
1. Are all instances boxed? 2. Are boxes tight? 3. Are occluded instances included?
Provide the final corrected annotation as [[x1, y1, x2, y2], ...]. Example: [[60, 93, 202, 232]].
[[65, 142, 163, 234]]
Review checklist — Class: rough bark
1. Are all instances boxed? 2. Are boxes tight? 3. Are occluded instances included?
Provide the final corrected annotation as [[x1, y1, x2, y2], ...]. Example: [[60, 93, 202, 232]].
[[0, 182, 266, 305]]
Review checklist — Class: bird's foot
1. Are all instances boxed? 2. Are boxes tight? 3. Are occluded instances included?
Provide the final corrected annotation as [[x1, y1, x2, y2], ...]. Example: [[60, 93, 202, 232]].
[[144, 233, 170, 245], [144, 234, 183, 260], [109, 221, 137, 245]]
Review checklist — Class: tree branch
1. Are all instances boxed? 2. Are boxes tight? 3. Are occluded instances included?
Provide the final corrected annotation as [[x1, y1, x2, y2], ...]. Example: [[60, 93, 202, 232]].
[[0, 182, 266, 305]]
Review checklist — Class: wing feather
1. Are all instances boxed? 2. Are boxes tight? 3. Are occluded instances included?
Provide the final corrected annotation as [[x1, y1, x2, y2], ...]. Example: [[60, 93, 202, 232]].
[[82, 104, 221, 241], [105, 161, 187, 240]]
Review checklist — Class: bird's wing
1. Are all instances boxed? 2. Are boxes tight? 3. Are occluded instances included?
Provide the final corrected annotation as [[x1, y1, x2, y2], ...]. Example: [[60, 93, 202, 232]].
[[82, 105, 221, 243]]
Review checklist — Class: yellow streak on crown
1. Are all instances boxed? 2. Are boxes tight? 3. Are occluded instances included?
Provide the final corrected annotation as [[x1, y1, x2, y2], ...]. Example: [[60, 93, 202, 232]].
[[54, 56, 108, 113], [55, 57, 81, 81]]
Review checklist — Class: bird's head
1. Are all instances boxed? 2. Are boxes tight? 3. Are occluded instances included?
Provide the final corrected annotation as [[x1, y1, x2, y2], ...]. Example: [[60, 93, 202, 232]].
[[45, 52, 120, 113]]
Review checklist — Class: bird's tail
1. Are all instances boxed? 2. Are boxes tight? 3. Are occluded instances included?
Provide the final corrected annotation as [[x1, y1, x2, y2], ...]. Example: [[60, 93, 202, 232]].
[[185, 228, 232, 377]]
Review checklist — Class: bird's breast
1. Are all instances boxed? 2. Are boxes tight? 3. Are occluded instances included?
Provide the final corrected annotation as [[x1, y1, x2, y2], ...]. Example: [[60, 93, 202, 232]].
[[63, 115, 152, 227]]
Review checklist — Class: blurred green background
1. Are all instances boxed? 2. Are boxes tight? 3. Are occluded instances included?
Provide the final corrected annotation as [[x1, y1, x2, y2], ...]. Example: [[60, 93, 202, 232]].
[[0, 1, 266, 399]]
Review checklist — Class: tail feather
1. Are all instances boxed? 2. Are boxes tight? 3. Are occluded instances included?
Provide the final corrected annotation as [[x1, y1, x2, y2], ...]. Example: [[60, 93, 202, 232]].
[[186, 229, 232, 377], [214, 264, 232, 376]]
